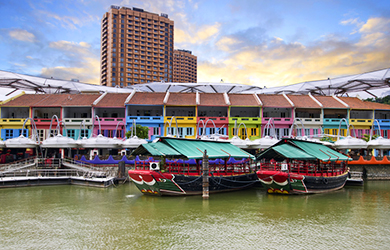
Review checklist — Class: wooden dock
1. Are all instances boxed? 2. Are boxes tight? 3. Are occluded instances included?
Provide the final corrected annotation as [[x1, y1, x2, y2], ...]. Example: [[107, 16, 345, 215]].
[[0, 158, 119, 188], [346, 171, 364, 186]]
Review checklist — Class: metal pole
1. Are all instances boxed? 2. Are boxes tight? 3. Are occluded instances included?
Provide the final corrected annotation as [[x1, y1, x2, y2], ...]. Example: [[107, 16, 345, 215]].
[[202, 150, 209, 199]]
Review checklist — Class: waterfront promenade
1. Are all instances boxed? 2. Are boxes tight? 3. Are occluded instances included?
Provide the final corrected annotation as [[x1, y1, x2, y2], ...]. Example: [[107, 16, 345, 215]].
[[0, 181, 389, 249]]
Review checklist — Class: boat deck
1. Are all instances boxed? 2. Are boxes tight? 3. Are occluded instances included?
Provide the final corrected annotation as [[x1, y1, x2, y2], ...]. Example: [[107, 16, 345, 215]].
[[0, 176, 115, 188]]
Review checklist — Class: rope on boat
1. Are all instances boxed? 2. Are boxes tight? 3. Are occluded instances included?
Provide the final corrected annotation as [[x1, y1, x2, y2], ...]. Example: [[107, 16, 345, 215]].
[[175, 175, 202, 185], [111, 178, 117, 188], [209, 178, 257, 189], [210, 175, 259, 184]]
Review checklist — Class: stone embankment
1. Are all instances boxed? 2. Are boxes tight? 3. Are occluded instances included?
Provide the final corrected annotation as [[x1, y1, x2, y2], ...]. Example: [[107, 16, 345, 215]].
[[348, 156, 390, 180]]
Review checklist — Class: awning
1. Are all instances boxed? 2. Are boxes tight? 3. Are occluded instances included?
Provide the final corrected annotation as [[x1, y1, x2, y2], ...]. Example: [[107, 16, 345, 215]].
[[257, 138, 351, 162], [132, 137, 255, 160], [163, 138, 255, 159], [257, 144, 316, 162], [292, 140, 351, 161], [131, 141, 182, 157]]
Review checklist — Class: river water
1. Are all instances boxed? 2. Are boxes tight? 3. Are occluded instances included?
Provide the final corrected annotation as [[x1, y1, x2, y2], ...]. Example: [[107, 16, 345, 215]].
[[0, 181, 389, 249]]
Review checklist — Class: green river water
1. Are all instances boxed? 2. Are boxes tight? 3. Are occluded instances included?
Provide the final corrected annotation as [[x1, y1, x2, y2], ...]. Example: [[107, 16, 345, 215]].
[[0, 181, 389, 249]]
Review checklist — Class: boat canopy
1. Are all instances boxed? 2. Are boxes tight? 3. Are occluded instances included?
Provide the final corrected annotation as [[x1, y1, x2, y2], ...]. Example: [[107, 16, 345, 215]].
[[132, 137, 255, 160], [262, 144, 317, 161], [257, 138, 351, 162], [132, 141, 182, 158]]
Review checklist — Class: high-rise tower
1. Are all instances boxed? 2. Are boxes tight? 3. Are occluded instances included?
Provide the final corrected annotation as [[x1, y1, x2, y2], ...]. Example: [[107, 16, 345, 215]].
[[100, 6, 174, 87], [173, 49, 197, 83]]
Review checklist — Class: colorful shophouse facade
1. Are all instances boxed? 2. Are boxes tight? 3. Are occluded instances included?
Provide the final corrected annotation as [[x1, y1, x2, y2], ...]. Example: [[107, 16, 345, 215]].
[[287, 94, 323, 137], [1, 92, 390, 143], [92, 93, 128, 139], [259, 94, 294, 139], [125, 91, 165, 141], [164, 92, 197, 139], [228, 94, 262, 140], [197, 93, 229, 138]]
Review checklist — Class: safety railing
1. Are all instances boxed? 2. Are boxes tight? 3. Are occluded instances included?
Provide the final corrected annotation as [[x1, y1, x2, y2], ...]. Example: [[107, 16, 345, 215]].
[[259, 162, 347, 177], [0, 157, 37, 172], [0, 169, 106, 178]]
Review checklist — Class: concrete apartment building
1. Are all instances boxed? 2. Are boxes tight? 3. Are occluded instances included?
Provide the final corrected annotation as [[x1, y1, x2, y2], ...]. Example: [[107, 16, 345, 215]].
[[100, 5, 174, 87], [173, 49, 197, 83]]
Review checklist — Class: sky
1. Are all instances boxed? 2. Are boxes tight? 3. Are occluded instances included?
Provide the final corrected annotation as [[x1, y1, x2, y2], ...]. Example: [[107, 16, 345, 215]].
[[1, 0, 390, 89]]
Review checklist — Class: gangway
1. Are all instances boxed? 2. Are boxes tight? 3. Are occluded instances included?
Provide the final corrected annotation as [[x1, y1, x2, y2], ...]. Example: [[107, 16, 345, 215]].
[[0, 158, 36, 174], [0, 157, 118, 188]]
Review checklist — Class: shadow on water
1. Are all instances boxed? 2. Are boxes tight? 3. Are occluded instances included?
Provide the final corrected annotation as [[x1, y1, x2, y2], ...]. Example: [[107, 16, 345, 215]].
[[0, 182, 389, 249]]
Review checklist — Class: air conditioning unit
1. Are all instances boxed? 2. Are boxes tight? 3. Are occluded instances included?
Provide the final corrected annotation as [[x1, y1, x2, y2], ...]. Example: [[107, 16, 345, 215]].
[[149, 162, 160, 171]]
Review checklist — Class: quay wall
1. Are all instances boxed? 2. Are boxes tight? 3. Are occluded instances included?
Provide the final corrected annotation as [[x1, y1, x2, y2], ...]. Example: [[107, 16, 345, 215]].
[[349, 164, 390, 180]]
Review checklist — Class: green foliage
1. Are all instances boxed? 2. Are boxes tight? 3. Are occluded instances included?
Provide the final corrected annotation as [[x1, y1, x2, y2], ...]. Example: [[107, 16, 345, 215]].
[[320, 136, 335, 142], [125, 124, 149, 139], [362, 133, 379, 142], [365, 95, 390, 105]]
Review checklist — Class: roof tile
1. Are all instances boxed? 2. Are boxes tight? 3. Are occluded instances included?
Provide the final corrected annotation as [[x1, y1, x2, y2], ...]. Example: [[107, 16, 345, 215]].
[[313, 96, 346, 108], [1, 93, 100, 107], [258, 94, 293, 107], [287, 95, 321, 108], [165, 93, 196, 106], [340, 97, 390, 110], [228, 94, 258, 106], [94, 93, 129, 107], [199, 93, 227, 106], [126, 92, 165, 105]]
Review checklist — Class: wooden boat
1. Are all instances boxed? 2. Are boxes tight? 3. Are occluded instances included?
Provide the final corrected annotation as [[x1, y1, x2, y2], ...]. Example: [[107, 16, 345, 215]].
[[256, 138, 350, 194], [128, 137, 258, 196]]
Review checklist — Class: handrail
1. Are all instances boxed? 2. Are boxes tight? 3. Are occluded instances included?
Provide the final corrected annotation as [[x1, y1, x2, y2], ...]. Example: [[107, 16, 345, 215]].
[[0, 157, 115, 178]]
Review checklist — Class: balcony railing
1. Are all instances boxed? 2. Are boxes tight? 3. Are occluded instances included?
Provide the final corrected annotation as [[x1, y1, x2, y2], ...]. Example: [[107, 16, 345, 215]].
[[262, 117, 292, 124], [295, 117, 322, 124], [126, 116, 164, 123], [164, 116, 196, 123], [349, 119, 373, 126], [63, 118, 93, 125], [323, 118, 347, 125], [0, 118, 29, 125], [229, 117, 261, 124], [198, 117, 228, 124]]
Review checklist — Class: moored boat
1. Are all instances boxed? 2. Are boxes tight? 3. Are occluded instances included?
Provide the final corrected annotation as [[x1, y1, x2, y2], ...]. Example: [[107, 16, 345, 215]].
[[128, 137, 258, 196], [256, 138, 350, 194]]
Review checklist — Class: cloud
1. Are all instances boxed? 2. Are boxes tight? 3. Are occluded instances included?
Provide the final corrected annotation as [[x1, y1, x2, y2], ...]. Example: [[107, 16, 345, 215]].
[[198, 17, 390, 87], [215, 37, 240, 51], [41, 40, 100, 84], [359, 17, 390, 33], [40, 57, 100, 85], [175, 23, 221, 44], [36, 9, 99, 30], [49, 40, 91, 54], [8, 29, 36, 42]]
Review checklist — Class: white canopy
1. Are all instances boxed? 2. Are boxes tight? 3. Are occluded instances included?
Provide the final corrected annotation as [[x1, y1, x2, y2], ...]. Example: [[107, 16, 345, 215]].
[[1, 68, 389, 97]]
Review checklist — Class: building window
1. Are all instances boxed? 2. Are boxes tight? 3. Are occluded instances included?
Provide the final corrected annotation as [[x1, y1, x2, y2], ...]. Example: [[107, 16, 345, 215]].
[[178, 127, 184, 137], [5, 129, 14, 140], [80, 129, 89, 138], [250, 128, 257, 136], [67, 129, 76, 139], [36, 129, 46, 142]]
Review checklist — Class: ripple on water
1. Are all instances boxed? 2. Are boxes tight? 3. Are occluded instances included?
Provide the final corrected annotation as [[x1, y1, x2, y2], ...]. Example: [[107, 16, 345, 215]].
[[0, 183, 390, 249]]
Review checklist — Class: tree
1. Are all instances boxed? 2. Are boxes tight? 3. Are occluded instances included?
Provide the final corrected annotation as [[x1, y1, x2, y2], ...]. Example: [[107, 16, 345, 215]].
[[365, 95, 390, 105], [320, 136, 335, 143], [125, 124, 149, 139], [362, 133, 379, 142]]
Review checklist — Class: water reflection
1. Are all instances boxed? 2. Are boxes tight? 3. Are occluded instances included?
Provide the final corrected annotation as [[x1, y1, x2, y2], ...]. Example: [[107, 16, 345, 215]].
[[0, 182, 389, 249]]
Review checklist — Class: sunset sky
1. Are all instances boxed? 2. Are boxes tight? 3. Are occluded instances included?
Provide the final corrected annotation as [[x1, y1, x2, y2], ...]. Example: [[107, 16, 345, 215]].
[[1, 0, 389, 88]]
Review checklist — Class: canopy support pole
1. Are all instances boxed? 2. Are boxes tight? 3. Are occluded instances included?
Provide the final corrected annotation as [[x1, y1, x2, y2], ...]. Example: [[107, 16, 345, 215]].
[[202, 150, 209, 199]]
